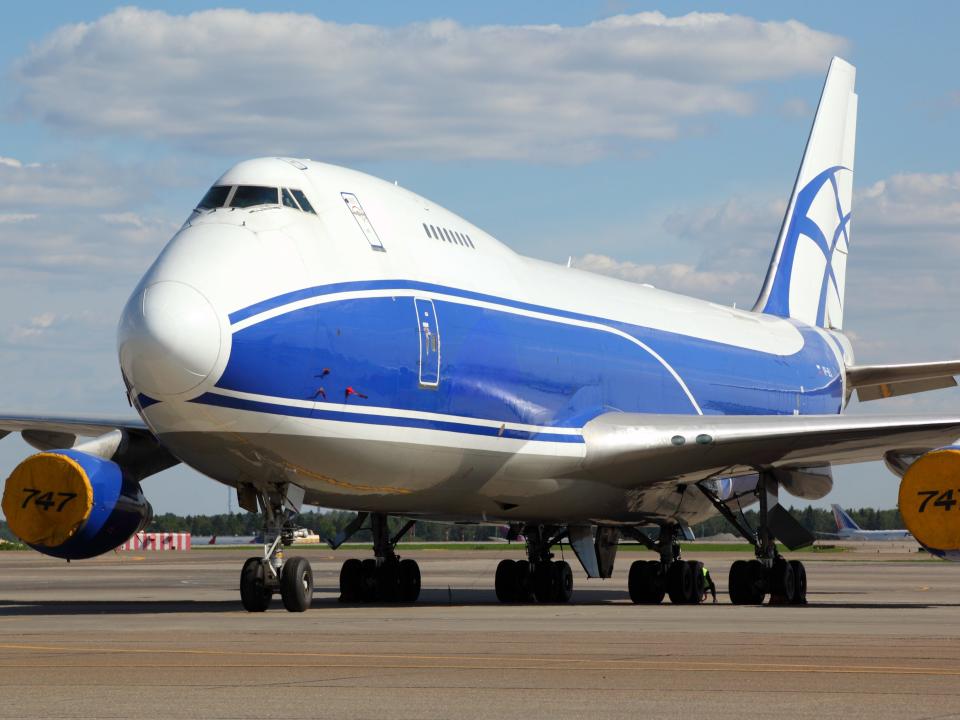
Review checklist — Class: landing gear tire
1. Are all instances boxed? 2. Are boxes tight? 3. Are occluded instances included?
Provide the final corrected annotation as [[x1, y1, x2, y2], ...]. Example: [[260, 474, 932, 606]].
[[789, 560, 807, 605], [769, 558, 796, 604], [667, 560, 695, 604], [495, 559, 518, 602], [375, 560, 400, 603], [398, 558, 421, 602], [552, 561, 573, 603], [665, 560, 704, 604], [496, 559, 571, 603], [280, 556, 313, 612], [628, 560, 666, 604], [728, 559, 767, 605], [687, 561, 705, 604], [339, 558, 363, 602], [360, 558, 378, 603], [240, 557, 272, 613], [533, 561, 556, 603], [514, 560, 534, 602]]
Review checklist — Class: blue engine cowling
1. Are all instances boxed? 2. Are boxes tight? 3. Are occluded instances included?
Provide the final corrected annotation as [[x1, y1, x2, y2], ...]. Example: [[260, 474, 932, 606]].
[[1, 449, 153, 560]]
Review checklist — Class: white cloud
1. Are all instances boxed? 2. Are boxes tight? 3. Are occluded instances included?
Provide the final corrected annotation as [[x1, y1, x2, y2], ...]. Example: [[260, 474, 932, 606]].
[[4, 310, 116, 351], [779, 97, 812, 118], [856, 172, 960, 238], [573, 253, 756, 298], [0, 213, 37, 224], [7, 311, 57, 342], [0, 157, 133, 208], [12, 8, 847, 162]]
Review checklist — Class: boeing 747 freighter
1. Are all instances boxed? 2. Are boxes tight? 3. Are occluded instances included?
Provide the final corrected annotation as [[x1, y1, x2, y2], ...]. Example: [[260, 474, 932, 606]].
[[5, 58, 960, 610]]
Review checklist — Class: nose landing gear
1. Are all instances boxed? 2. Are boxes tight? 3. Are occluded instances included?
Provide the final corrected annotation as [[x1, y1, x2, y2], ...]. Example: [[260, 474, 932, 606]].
[[239, 483, 315, 613]]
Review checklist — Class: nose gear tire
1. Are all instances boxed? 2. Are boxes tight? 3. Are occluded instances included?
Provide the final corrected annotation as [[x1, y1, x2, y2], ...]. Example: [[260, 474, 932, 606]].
[[240, 557, 272, 613], [280, 556, 313, 612]]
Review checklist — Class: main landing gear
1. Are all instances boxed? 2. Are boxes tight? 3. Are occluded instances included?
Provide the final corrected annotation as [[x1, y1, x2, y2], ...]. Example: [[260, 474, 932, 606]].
[[624, 525, 706, 605], [337, 513, 421, 604], [239, 484, 314, 613], [495, 525, 574, 603], [698, 472, 811, 605]]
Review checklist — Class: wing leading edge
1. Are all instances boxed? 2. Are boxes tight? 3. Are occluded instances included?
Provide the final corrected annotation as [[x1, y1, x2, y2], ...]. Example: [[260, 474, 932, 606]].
[[0, 413, 177, 480], [0, 413, 148, 439], [578, 412, 960, 488]]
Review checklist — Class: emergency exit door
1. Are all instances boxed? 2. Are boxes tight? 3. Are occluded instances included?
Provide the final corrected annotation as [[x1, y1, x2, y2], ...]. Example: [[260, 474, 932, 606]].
[[414, 298, 440, 387]]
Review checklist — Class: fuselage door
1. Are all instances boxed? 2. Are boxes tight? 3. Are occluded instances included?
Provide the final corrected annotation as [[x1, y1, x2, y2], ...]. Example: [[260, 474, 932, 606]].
[[414, 298, 440, 387]]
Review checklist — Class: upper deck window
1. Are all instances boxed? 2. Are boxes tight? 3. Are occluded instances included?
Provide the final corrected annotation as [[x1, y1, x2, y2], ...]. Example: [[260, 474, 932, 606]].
[[197, 185, 230, 210], [230, 186, 279, 208]]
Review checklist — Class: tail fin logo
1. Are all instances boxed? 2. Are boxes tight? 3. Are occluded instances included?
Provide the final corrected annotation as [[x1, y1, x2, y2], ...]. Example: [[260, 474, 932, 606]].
[[754, 57, 856, 330], [762, 165, 852, 328], [832, 503, 859, 531]]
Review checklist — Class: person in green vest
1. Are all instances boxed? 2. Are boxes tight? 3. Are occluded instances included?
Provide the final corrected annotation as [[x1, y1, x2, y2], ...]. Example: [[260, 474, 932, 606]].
[[701, 565, 717, 603]]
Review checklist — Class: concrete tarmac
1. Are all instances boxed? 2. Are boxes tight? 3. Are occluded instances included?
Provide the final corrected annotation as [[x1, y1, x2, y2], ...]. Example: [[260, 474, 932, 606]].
[[2, 545, 960, 719]]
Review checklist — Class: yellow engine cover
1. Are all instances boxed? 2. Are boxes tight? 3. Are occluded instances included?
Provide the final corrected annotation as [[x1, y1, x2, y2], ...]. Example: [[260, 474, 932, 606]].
[[1, 453, 94, 547], [899, 447, 960, 551]]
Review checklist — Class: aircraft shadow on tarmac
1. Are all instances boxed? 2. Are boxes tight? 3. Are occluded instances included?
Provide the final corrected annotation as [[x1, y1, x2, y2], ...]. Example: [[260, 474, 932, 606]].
[[0, 586, 954, 614]]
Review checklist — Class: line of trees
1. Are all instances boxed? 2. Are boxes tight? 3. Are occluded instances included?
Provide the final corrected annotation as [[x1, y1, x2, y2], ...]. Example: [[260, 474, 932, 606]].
[[689, 506, 905, 538], [0, 505, 906, 544], [147, 510, 503, 542], [113, 504, 913, 540]]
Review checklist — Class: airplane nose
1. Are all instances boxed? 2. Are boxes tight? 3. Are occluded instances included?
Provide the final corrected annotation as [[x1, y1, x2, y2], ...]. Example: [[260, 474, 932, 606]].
[[118, 281, 223, 397]]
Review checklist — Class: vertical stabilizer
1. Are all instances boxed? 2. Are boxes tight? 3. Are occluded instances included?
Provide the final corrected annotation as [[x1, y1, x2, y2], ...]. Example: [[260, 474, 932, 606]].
[[831, 504, 861, 532], [754, 57, 857, 329]]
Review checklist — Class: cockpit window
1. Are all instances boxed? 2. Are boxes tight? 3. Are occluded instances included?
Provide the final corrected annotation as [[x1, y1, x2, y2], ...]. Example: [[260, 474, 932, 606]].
[[230, 186, 279, 208], [291, 189, 316, 214], [197, 185, 230, 210], [281, 188, 299, 209]]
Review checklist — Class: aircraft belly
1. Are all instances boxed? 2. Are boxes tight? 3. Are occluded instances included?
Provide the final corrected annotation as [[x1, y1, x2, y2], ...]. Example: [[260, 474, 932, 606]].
[[158, 429, 716, 524]]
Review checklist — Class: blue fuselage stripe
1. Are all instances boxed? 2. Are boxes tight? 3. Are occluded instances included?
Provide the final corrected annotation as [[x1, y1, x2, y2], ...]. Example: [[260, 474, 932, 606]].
[[211, 281, 844, 437], [191, 392, 584, 443]]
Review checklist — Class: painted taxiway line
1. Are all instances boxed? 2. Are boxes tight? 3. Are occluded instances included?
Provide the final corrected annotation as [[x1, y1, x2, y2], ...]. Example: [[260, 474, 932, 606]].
[[0, 643, 957, 677]]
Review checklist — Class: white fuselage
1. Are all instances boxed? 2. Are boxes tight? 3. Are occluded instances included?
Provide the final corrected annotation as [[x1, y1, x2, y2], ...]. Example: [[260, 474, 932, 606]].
[[117, 158, 851, 525]]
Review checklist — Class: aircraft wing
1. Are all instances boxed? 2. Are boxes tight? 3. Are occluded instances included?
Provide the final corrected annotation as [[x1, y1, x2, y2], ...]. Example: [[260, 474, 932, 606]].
[[847, 361, 960, 401], [579, 412, 960, 487], [0, 412, 180, 482], [0, 413, 149, 440]]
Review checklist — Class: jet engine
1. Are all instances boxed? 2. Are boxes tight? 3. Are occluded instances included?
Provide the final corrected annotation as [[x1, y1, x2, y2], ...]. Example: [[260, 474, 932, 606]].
[[1, 429, 176, 560], [898, 445, 960, 561], [2, 448, 152, 559]]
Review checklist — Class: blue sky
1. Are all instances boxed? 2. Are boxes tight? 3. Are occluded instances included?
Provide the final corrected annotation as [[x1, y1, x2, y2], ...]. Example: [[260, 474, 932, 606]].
[[0, 2, 958, 515]]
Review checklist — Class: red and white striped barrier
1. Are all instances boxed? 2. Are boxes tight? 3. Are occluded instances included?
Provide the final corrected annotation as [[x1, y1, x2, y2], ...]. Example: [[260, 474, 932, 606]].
[[117, 532, 192, 551]]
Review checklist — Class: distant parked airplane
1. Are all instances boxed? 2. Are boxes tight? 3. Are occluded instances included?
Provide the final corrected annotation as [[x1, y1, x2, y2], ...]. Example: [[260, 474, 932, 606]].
[[827, 504, 912, 541]]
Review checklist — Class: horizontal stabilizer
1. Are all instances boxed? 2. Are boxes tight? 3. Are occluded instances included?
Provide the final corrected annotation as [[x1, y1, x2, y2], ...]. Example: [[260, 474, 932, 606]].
[[847, 361, 960, 402]]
